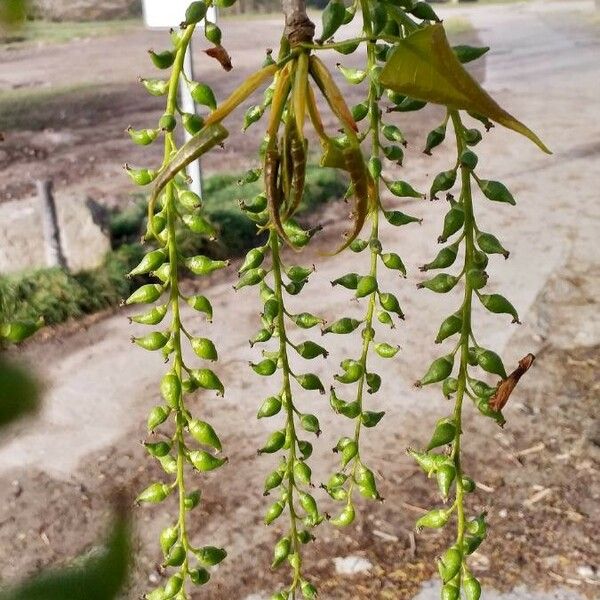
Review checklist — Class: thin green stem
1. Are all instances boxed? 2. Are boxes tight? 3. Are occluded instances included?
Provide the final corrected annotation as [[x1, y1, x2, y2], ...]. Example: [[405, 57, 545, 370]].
[[450, 109, 475, 576], [270, 230, 302, 597]]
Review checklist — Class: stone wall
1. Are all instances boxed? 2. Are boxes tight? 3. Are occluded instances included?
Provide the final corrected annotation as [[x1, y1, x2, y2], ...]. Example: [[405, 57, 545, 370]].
[[29, 0, 141, 21]]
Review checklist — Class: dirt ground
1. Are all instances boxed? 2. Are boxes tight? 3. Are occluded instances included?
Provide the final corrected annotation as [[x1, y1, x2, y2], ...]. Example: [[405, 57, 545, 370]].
[[0, 1, 599, 599]]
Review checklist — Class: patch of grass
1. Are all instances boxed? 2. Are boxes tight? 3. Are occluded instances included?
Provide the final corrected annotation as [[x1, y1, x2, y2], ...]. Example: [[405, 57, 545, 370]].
[[0, 244, 144, 326], [0, 18, 139, 45]]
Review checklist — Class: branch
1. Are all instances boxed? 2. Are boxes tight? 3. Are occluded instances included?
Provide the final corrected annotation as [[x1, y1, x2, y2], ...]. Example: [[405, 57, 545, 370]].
[[282, 0, 315, 45]]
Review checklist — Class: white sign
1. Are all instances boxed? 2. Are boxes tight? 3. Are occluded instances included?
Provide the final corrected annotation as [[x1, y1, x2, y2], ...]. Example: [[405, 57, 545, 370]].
[[142, 0, 217, 29]]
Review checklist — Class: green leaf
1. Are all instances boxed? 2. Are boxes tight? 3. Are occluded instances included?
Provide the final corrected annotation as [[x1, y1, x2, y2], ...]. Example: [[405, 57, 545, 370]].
[[380, 24, 550, 153], [0, 511, 130, 600], [0, 358, 40, 429]]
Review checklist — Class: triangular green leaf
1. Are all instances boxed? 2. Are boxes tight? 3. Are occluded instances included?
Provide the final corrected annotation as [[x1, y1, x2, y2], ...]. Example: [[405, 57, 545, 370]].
[[380, 24, 550, 153]]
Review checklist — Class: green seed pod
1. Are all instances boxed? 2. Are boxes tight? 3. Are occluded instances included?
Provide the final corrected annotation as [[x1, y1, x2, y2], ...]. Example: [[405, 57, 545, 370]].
[[335, 360, 363, 384], [479, 293, 520, 323], [473, 347, 507, 378], [469, 378, 495, 398], [408, 449, 447, 475], [377, 310, 394, 328], [424, 123, 446, 155], [158, 454, 177, 474], [158, 112, 176, 132], [442, 377, 459, 398], [132, 331, 168, 351], [259, 430, 286, 454], [189, 81, 217, 110], [351, 102, 369, 122], [285, 280, 307, 295], [477, 179, 516, 205], [147, 405, 169, 431], [374, 342, 400, 358], [271, 536, 291, 569], [421, 243, 459, 272], [335, 39, 360, 54], [438, 546, 462, 582], [382, 124, 406, 145], [356, 465, 380, 499], [356, 275, 378, 298], [369, 238, 383, 254], [384, 210, 421, 227], [379, 292, 403, 317], [301, 580, 318, 599], [235, 267, 267, 290], [286, 265, 313, 282], [380, 252, 406, 277], [140, 77, 169, 96], [430, 169, 457, 199], [417, 273, 458, 294], [127, 126, 159, 146], [327, 472, 348, 489], [160, 372, 181, 409], [182, 112, 204, 135], [468, 111, 494, 130], [184, 490, 201, 511], [196, 545, 227, 566], [251, 358, 277, 377], [125, 282, 163, 305], [466, 268, 488, 290], [459, 149, 478, 170], [463, 535, 484, 555], [145, 441, 171, 458], [441, 582, 460, 600], [137, 482, 171, 504], [439, 200, 464, 243], [462, 475, 476, 493], [453, 44, 490, 64], [177, 190, 202, 211], [331, 502, 355, 526], [299, 491, 318, 519], [436, 463, 456, 499], [159, 525, 178, 555], [291, 312, 322, 329], [300, 413, 321, 435], [387, 180, 423, 199], [189, 567, 211, 585], [298, 440, 313, 460], [319, 0, 346, 41], [152, 262, 170, 283], [204, 21, 222, 45], [191, 337, 218, 361], [473, 248, 489, 270], [148, 48, 175, 69], [366, 372, 381, 394], [240, 248, 265, 273], [368, 156, 382, 180], [182, 213, 217, 237], [323, 317, 361, 335], [340, 440, 358, 466], [164, 574, 183, 597], [187, 295, 213, 320], [296, 341, 328, 360], [188, 450, 226, 471], [164, 543, 185, 566], [184, 1, 207, 24], [350, 238, 368, 253], [242, 105, 263, 131], [383, 144, 404, 164], [296, 373, 325, 394], [416, 508, 450, 530], [408, 1, 440, 21], [465, 128, 483, 146], [427, 417, 457, 450], [337, 63, 367, 84], [257, 396, 282, 419], [392, 96, 427, 112], [331, 272, 359, 290], [294, 461, 312, 485], [417, 354, 454, 386], [467, 513, 487, 537], [185, 255, 229, 276], [435, 312, 463, 343], [463, 574, 482, 600], [126, 164, 158, 186], [191, 368, 225, 395], [361, 410, 385, 427], [189, 419, 222, 452], [264, 469, 283, 494], [476, 231, 509, 258]]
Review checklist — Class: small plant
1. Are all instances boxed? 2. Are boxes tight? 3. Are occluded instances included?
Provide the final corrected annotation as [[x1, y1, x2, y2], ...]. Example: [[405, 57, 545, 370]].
[[127, 1, 548, 598]]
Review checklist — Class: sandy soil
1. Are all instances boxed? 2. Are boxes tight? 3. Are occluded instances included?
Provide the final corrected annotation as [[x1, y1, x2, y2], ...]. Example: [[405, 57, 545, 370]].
[[0, 1, 599, 599]]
